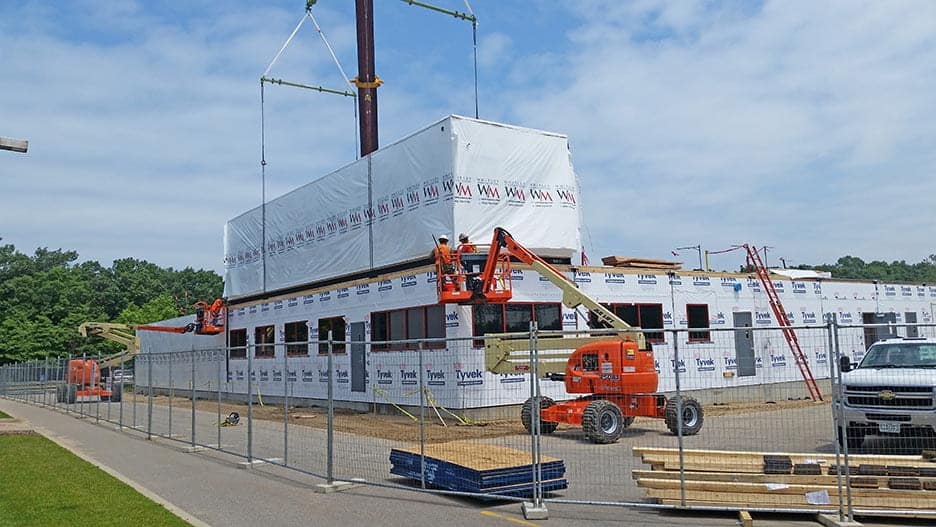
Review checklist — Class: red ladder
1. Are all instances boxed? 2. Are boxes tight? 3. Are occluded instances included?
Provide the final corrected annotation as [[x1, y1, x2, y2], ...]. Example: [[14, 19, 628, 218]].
[[743, 244, 823, 401]]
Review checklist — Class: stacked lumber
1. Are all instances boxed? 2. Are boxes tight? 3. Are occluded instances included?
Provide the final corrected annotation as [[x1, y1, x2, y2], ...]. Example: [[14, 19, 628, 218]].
[[390, 441, 567, 497], [633, 447, 936, 514], [600, 256, 682, 270]]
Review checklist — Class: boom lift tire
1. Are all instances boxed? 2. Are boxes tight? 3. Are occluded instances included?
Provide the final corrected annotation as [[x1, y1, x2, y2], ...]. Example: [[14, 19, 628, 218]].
[[664, 396, 703, 436], [582, 399, 625, 444], [109, 383, 122, 402], [521, 396, 558, 434]]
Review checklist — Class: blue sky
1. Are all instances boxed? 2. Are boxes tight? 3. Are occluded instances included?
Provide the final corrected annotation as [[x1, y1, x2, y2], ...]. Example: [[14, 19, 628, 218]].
[[2, 0, 935, 274]]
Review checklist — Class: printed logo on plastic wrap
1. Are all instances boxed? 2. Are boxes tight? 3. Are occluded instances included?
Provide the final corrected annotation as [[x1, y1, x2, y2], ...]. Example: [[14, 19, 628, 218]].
[[356, 284, 370, 296], [406, 185, 421, 211], [711, 312, 726, 325], [348, 208, 364, 231], [555, 185, 577, 208], [425, 271, 437, 284], [772, 280, 785, 293], [838, 311, 853, 324], [801, 311, 817, 324], [400, 275, 417, 288], [377, 279, 393, 292], [442, 173, 454, 201], [504, 181, 526, 206], [755, 311, 771, 325], [425, 364, 446, 386], [303, 294, 314, 305], [319, 291, 331, 302], [287, 297, 298, 308], [918, 286, 926, 297], [723, 356, 737, 370], [604, 273, 626, 284], [695, 356, 716, 372], [901, 286, 913, 297], [562, 312, 577, 327], [529, 184, 553, 207], [315, 220, 328, 240], [499, 373, 525, 384], [692, 275, 710, 287], [455, 362, 483, 387], [476, 179, 501, 204], [668, 274, 682, 286], [770, 354, 787, 367], [391, 192, 405, 217], [746, 278, 761, 292], [638, 274, 657, 285], [337, 287, 350, 299], [670, 359, 686, 374], [326, 216, 339, 237], [573, 271, 591, 283], [930, 286, 936, 297], [452, 177, 472, 203], [884, 285, 897, 297], [792, 282, 807, 294], [663, 311, 673, 326], [377, 196, 392, 221], [445, 311, 459, 328], [376, 366, 393, 385], [720, 277, 738, 288], [815, 350, 828, 364], [422, 178, 440, 206], [273, 300, 284, 310], [400, 366, 418, 386]]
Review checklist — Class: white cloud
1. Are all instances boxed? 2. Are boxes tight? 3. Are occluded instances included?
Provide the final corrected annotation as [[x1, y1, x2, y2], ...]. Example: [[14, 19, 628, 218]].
[[507, 0, 936, 266]]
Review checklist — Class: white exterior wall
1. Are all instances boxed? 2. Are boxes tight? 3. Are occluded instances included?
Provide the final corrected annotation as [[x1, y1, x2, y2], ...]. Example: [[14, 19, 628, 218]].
[[138, 268, 936, 410]]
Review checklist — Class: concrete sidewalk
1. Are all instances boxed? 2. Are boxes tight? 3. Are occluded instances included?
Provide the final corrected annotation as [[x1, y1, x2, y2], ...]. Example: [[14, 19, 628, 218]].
[[0, 398, 915, 527]]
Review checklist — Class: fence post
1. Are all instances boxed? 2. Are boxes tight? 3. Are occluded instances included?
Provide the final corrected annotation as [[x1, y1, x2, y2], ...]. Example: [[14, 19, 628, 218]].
[[191, 349, 196, 449], [96, 351, 101, 423], [168, 352, 174, 439], [827, 314, 845, 521], [66, 354, 72, 416], [327, 329, 335, 485], [674, 329, 686, 508], [418, 338, 426, 489], [147, 354, 154, 440], [247, 342, 254, 462], [80, 352, 87, 418], [217, 348, 223, 450], [118, 351, 124, 430], [283, 346, 289, 466], [522, 320, 547, 520], [831, 316, 854, 521]]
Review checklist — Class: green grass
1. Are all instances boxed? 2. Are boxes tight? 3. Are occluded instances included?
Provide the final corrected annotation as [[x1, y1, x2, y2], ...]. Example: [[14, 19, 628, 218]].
[[0, 410, 11, 419], [0, 435, 191, 526]]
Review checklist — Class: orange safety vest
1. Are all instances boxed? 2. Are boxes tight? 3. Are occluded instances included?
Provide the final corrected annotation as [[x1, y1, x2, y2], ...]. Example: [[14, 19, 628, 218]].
[[434, 244, 453, 264], [458, 243, 477, 254]]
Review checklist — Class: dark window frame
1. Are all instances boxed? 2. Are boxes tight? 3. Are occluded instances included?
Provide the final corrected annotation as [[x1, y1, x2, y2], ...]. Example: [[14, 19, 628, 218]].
[[591, 303, 665, 343], [370, 304, 446, 351], [471, 302, 562, 348], [318, 316, 347, 355], [229, 328, 248, 359], [285, 320, 309, 357], [254, 325, 276, 358], [686, 304, 711, 342]]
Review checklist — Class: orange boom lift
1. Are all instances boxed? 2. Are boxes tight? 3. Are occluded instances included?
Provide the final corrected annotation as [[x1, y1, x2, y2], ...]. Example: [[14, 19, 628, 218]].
[[61, 299, 226, 404], [436, 228, 702, 443]]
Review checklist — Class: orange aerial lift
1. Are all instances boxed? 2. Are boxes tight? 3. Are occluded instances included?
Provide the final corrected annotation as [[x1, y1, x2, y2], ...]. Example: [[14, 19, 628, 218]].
[[59, 299, 226, 404], [437, 228, 703, 443]]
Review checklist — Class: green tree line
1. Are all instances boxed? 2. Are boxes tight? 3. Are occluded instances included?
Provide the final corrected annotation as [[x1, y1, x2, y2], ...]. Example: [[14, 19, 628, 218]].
[[0, 239, 222, 364], [796, 255, 936, 283]]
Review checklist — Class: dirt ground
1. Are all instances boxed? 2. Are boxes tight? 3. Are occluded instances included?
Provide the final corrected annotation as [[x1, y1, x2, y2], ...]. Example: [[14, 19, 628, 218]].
[[140, 393, 829, 443]]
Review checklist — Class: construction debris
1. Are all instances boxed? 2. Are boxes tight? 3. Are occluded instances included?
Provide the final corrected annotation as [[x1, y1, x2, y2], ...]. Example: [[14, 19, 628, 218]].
[[633, 447, 936, 514], [600, 256, 681, 270]]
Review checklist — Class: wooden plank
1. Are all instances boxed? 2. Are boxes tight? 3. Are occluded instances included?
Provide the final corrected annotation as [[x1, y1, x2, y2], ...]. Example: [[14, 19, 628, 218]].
[[635, 477, 936, 501], [631, 470, 906, 487], [634, 447, 927, 466], [638, 452, 928, 470], [394, 440, 560, 471], [738, 510, 753, 527], [646, 489, 932, 509]]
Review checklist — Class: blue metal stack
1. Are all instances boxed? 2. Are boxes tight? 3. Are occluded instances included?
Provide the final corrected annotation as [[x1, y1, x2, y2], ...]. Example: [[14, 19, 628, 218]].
[[389, 442, 568, 498]]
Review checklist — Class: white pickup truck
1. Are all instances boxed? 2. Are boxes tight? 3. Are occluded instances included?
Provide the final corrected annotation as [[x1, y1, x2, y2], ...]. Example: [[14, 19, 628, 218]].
[[838, 337, 936, 449]]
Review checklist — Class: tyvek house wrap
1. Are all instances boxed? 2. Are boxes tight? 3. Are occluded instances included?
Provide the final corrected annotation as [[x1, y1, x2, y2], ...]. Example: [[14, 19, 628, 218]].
[[223, 115, 581, 298]]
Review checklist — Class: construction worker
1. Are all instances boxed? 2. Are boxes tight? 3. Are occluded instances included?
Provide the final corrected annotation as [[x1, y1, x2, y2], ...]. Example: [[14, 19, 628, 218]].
[[433, 234, 455, 275], [457, 233, 476, 254]]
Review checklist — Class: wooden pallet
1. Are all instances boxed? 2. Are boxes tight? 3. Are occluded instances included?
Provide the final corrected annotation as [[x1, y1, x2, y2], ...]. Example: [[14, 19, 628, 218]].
[[633, 448, 936, 514]]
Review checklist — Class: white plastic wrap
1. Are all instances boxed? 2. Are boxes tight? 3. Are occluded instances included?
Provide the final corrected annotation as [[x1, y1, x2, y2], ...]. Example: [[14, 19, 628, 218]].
[[223, 115, 581, 298]]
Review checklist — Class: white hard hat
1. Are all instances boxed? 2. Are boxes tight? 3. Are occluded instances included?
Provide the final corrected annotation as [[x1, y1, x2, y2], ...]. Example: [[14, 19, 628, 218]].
[[438, 234, 449, 241]]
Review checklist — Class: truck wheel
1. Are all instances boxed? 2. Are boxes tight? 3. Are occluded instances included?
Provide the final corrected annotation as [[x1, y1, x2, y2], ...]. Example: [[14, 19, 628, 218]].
[[582, 400, 624, 444], [56, 384, 66, 403], [109, 383, 122, 402], [665, 396, 704, 436], [837, 427, 863, 450], [521, 397, 558, 434]]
